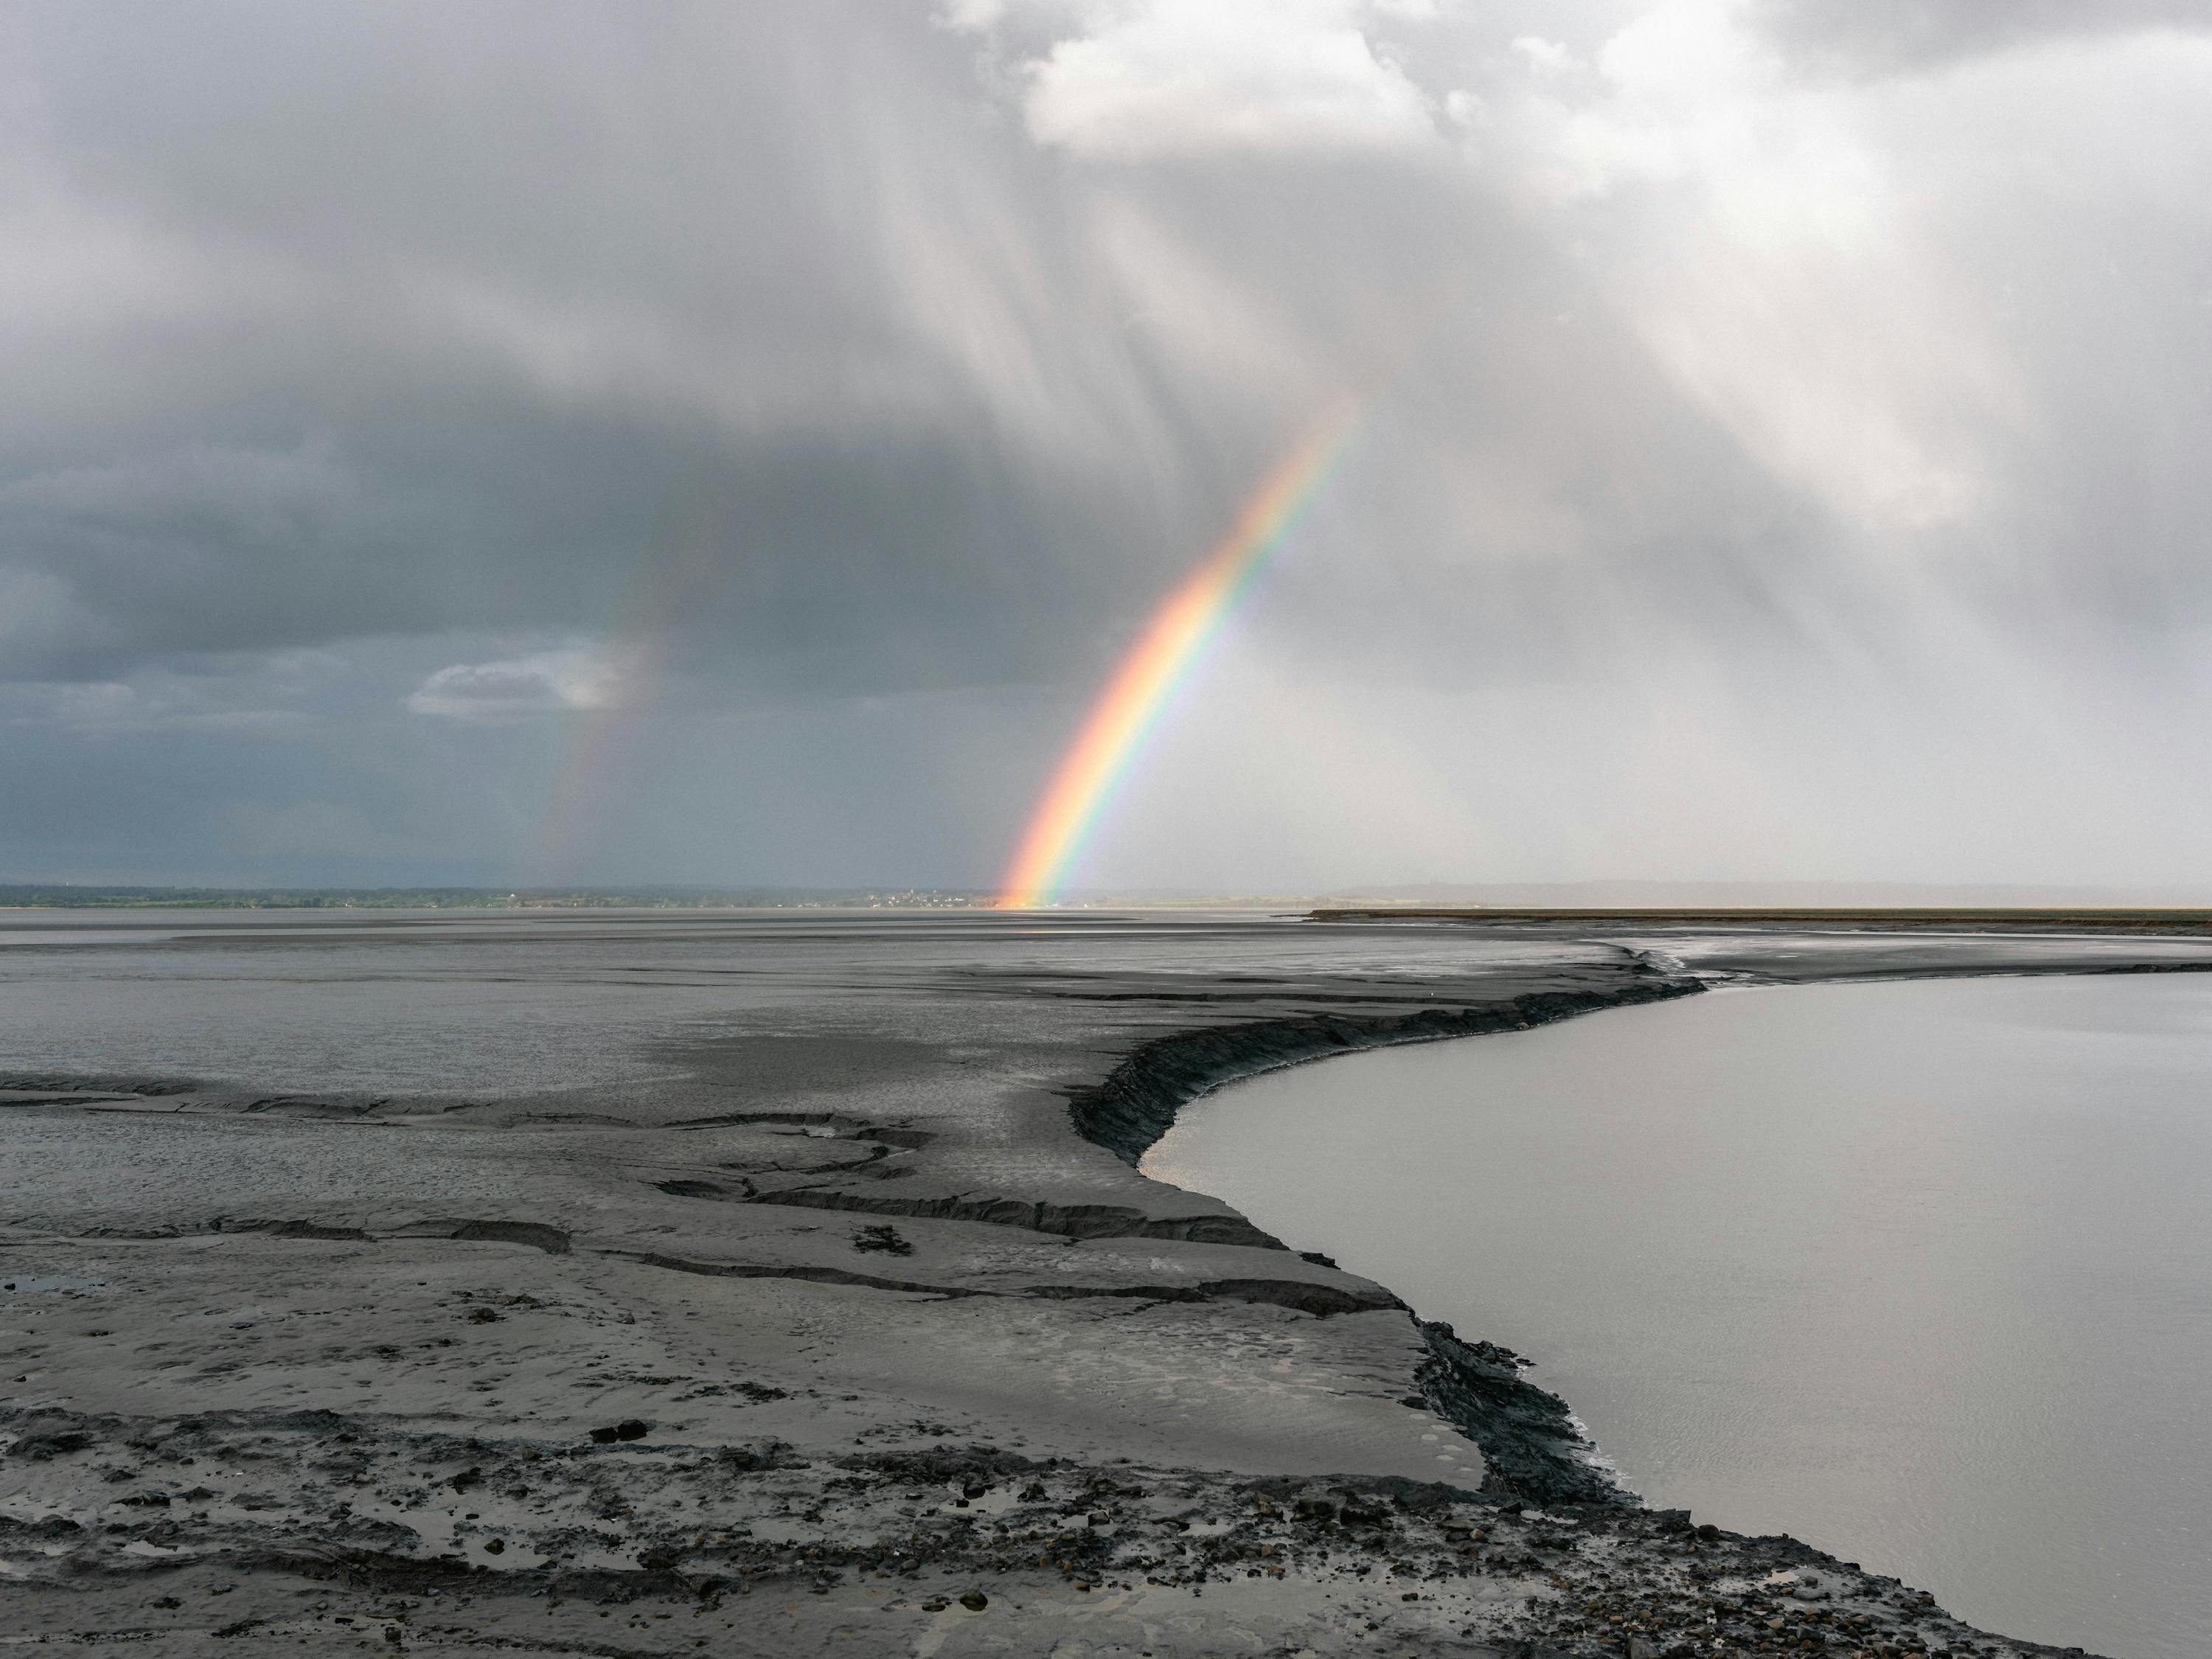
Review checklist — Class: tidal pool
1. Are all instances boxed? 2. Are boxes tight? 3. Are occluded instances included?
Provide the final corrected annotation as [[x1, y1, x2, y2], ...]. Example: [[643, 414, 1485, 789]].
[[1145, 973, 2212, 1659]]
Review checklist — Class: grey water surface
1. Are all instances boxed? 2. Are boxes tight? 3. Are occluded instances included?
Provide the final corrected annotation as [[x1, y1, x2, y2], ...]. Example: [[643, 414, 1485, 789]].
[[1146, 974, 2212, 1659]]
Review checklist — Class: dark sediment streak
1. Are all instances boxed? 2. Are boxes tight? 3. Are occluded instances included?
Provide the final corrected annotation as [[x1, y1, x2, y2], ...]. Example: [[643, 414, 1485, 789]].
[[740, 1186, 1285, 1248]]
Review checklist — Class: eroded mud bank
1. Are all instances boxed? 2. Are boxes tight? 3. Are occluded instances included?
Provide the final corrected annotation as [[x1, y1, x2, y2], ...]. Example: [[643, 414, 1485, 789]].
[[4, 908, 2195, 1655]]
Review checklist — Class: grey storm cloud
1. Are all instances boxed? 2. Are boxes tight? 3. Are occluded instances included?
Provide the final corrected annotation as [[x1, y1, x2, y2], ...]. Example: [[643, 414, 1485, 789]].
[[4, 1, 2212, 891], [1749, 0, 2212, 79], [1, 3, 1177, 682]]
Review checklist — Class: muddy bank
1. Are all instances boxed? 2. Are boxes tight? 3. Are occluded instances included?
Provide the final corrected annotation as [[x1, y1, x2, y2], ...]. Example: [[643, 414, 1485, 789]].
[[1, 1391, 2074, 1658], [3, 908, 2189, 1655]]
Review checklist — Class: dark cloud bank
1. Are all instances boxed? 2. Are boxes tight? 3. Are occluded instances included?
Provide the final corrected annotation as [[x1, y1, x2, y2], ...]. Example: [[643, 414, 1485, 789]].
[[3, 1, 2210, 891]]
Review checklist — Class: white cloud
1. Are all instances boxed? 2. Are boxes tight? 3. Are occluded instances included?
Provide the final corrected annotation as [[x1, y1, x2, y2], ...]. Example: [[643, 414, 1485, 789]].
[[1511, 36, 1577, 77], [1491, 0, 2017, 534], [959, 1, 1441, 159], [936, 0, 1009, 29], [1083, 193, 1321, 403], [406, 647, 622, 723]]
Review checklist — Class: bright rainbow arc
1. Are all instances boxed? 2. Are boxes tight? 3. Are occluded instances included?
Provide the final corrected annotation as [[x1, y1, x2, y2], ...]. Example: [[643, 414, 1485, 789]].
[[995, 403, 1363, 909]]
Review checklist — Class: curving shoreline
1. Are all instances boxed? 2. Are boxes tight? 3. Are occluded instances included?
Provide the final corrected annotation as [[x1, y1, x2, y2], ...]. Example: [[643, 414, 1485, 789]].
[[1071, 974, 1705, 1510], [4, 908, 2202, 1654], [1068, 975, 1704, 1168], [1158, 966, 2212, 1659]]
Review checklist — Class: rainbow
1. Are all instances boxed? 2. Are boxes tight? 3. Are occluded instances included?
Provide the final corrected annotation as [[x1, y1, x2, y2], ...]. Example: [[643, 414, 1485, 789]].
[[995, 403, 1363, 908]]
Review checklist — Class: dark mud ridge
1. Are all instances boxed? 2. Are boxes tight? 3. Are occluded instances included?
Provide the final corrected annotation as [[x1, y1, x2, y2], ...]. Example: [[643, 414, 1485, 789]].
[[1068, 981, 1700, 1168], [1068, 978, 1699, 1509], [740, 1184, 1285, 1248], [1416, 1323, 1632, 1509]]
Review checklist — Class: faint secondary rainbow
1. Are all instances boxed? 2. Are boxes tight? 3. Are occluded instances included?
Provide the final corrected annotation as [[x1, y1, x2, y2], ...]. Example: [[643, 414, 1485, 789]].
[[995, 402, 1363, 908]]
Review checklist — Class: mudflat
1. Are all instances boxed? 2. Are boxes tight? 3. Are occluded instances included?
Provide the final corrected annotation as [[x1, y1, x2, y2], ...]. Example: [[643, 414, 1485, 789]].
[[4, 908, 2203, 1656]]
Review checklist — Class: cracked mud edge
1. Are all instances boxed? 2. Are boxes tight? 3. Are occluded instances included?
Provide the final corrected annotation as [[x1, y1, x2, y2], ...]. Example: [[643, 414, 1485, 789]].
[[1066, 975, 1705, 1509], [0, 1405, 2083, 1659]]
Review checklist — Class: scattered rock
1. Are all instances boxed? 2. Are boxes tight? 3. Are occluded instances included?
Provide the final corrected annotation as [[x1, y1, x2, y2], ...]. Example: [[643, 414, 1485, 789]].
[[588, 1419, 651, 1444], [8, 1428, 91, 1461], [852, 1224, 914, 1256], [959, 1590, 988, 1611], [717, 1439, 801, 1471]]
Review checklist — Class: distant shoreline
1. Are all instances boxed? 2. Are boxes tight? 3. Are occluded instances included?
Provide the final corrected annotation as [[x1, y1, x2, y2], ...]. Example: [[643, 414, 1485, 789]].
[[0, 883, 992, 911], [14, 880, 2212, 925], [1315, 905, 2212, 933]]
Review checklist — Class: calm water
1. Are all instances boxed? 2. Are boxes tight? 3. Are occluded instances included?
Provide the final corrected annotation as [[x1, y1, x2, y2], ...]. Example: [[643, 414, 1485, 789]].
[[1147, 975, 2212, 1659]]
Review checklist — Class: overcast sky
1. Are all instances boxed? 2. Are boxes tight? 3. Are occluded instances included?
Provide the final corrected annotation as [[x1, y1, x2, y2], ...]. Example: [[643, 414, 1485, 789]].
[[4, 0, 2211, 892]]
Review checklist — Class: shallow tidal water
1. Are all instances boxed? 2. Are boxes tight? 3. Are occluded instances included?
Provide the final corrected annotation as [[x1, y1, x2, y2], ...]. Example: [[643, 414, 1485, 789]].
[[1147, 974, 2212, 1659]]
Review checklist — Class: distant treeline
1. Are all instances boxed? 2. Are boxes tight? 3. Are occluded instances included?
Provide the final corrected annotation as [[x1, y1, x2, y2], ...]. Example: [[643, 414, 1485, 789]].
[[0, 884, 990, 910]]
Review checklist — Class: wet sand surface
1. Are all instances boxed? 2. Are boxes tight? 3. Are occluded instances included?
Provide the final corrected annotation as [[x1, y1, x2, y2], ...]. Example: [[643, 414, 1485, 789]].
[[4, 908, 2205, 1656]]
